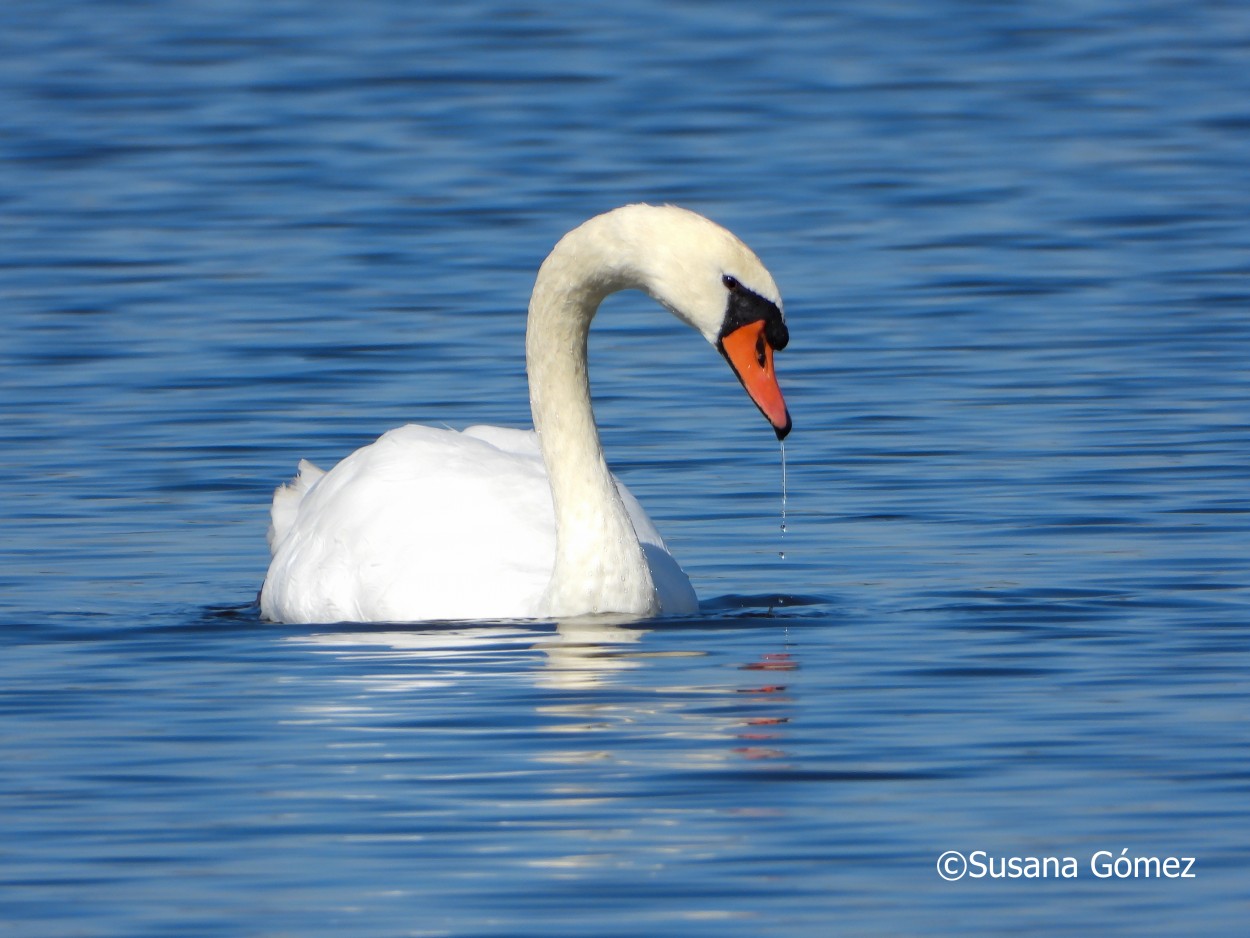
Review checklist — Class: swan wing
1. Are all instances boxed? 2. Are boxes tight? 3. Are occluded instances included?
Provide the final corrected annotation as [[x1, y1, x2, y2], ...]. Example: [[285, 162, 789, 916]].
[[615, 482, 698, 615], [261, 423, 697, 622], [261, 425, 556, 623]]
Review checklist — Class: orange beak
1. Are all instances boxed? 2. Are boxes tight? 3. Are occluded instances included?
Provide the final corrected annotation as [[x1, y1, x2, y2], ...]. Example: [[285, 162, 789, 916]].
[[719, 320, 792, 440]]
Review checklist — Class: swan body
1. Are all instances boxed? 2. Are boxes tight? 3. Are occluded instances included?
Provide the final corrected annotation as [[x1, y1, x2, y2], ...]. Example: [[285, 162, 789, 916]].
[[261, 204, 790, 624]]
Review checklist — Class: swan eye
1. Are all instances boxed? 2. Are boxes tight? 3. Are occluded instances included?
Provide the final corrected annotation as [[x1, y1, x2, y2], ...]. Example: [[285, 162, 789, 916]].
[[722, 274, 741, 293]]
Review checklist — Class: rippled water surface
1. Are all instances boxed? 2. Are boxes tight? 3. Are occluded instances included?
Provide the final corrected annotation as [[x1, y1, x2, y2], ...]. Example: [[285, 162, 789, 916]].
[[3, 2, 1249, 935]]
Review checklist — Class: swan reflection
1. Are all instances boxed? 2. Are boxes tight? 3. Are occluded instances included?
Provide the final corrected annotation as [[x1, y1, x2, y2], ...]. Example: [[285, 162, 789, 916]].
[[285, 617, 795, 767]]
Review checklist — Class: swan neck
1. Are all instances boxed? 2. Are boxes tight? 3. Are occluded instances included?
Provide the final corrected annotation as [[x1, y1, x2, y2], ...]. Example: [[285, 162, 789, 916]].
[[526, 227, 656, 616]]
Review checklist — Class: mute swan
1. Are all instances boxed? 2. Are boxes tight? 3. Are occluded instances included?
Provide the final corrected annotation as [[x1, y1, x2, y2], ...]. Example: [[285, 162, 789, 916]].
[[260, 204, 790, 624]]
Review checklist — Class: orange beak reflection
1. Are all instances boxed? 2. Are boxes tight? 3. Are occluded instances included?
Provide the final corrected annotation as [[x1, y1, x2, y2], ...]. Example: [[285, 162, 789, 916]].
[[719, 320, 792, 440]]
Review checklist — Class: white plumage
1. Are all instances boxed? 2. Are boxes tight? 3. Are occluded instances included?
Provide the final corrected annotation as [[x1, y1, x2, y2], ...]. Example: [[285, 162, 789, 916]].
[[260, 205, 789, 624]]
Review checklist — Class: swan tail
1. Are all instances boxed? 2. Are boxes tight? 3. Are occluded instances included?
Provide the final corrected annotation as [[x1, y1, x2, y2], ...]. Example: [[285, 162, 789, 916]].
[[267, 458, 325, 554]]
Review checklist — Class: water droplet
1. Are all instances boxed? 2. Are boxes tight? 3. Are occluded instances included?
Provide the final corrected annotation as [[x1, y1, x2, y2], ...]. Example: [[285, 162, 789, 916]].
[[778, 440, 788, 560]]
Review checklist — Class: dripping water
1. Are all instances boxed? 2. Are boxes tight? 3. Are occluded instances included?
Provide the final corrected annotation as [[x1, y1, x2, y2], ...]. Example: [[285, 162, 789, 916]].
[[778, 440, 788, 560]]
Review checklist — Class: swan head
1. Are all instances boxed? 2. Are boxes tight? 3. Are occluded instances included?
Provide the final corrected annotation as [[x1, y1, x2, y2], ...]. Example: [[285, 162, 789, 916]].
[[607, 204, 792, 440]]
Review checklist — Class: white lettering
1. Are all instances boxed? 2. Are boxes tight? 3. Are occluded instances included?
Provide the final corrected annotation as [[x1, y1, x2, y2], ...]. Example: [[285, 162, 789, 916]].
[[948, 849, 1193, 882], [1091, 850, 1113, 878], [957, 852, 1078, 879], [1090, 849, 1197, 879], [968, 850, 988, 878], [1112, 849, 1134, 878]]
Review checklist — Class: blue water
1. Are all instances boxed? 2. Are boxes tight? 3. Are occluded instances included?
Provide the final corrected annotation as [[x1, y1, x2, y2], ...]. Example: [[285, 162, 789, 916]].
[[3, 1, 1249, 935]]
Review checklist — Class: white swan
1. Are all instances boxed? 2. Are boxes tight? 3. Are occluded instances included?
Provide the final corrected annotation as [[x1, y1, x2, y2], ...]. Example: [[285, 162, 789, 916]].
[[260, 204, 790, 624]]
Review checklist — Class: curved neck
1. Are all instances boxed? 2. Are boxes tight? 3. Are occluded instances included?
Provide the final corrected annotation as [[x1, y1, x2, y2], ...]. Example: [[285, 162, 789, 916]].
[[526, 220, 657, 617]]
